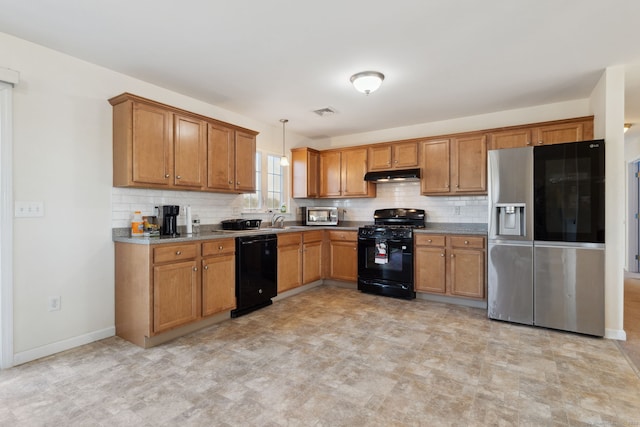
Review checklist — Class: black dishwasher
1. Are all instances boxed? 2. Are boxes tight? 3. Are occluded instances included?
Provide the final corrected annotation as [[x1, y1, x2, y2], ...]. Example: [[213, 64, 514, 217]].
[[231, 234, 278, 318]]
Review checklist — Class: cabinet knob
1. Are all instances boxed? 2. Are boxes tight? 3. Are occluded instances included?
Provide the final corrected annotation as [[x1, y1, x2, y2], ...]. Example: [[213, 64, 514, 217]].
[[456, 183, 459, 188], [237, 181, 240, 185], [451, 254, 455, 258], [464, 240, 469, 245], [193, 267, 198, 271], [440, 253, 445, 257], [176, 175, 181, 179], [526, 141, 532, 146], [204, 265, 209, 270], [537, 141, 543, 145], [176, 251, 182, 255], [165, 174, 170, 178], [219, 245, 223, 250], [394, 160, 398, 164], [228, 180, 233, 185], [428, 239, 432, 243]]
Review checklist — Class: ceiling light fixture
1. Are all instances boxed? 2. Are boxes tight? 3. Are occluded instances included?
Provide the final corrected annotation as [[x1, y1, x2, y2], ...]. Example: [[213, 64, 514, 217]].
[[624, 123, 632, 133], [280, 119, 289, 167], [350, 71, 385, 95]]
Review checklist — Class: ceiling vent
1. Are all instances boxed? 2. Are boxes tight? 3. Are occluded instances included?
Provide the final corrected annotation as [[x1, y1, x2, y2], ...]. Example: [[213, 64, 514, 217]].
[[313, 107, 337, 117]]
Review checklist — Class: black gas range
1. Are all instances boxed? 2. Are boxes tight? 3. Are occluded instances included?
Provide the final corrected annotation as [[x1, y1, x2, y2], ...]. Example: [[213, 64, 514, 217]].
[[357, 209, 425, 299]]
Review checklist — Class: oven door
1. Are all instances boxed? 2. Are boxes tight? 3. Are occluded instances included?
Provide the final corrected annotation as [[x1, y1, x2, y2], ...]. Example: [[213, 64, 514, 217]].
[[357, 236, 413, 284]]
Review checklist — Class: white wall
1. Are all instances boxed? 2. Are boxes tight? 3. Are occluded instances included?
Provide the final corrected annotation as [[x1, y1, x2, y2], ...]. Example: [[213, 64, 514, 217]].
[[1, 31, 306, 364], [589, 66, 626, 340]]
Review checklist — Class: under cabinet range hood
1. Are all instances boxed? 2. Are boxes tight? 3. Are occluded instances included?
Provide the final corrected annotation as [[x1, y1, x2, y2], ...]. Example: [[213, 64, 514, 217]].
[[363, 168, 421, 182]]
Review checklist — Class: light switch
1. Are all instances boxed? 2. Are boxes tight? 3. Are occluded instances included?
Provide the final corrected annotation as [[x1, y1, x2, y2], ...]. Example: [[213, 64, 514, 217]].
[[15, 201, 44, 218]]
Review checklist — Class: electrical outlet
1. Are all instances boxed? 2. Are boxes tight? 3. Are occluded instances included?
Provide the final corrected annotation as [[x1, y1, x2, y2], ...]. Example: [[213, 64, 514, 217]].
[[15, 201, 44, 218], [454, 206, 461, 215], [48, 296, 61, 312]]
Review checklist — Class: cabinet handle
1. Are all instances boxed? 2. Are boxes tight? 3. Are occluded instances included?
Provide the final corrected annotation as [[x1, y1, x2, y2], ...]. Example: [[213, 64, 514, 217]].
[[176, 175, 181, 179], [176, 251, 182, 255], [204, 265, 209, 270], [164, 174, 170, 178], [193, 267, 198, 271], [464, 240, 469, 245]]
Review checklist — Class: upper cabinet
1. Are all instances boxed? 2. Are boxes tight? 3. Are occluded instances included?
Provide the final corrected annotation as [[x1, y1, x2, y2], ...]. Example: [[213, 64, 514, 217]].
[[367, 141, 419, 171], [109, 93, 258, 193], [489, 117, 594, 150], [319, 148, 375, 198], [421, 134, 487, 196], [291, 147, 320, 198]]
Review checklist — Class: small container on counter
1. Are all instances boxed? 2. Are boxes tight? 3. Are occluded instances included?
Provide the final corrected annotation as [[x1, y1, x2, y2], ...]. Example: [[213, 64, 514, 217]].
[[192, 216, 200, 234], [131, 211, 144, 236]]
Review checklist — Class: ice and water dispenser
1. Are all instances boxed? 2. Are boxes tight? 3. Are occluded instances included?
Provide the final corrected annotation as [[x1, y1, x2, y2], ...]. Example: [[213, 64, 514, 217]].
[[495, 203, 526, 236]]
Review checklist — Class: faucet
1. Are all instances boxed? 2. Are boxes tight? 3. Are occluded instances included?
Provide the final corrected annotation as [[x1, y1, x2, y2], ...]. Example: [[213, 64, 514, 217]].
[[271, 214, 285, 228]]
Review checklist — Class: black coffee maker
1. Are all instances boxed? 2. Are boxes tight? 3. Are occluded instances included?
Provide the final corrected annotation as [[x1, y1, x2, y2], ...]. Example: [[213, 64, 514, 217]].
[[160, 205, 180, 236]]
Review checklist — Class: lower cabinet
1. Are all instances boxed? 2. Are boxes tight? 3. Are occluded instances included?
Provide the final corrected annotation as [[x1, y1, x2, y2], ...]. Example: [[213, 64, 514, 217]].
[[415, 234, 486, 300], [115, 238, 236, 347], [277, 230, 325, 293], [326, 230, 358, 282]]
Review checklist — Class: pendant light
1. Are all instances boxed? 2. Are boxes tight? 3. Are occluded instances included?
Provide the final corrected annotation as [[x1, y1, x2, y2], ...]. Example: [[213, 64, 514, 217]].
[[280, 119, 289, 167]]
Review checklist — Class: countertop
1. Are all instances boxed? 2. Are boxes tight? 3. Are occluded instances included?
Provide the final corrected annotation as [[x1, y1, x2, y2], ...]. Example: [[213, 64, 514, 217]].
[[113, 222, 487, 245]]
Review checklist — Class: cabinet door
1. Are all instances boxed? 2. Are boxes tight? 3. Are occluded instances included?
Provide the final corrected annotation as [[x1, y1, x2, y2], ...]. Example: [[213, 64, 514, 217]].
[[234, 131, 256, 192], [153, 260, 199, 333], [421, 139, 450, 194], [302, 240, 323, 284], [415, 246, 446, 293], [319, 151, 342, 197], [291, 148, 319, 198], [174, 114, 206, 188], [489, 129, 532, 150], [449, 248, 485, 299], [202, 254, 236, 316], [452, 134, 487, 194], [393, 142, 419, 168], [207, 123, 235, 191], [533, 122, 584, 145], [342, 148, 371, 197], [368, 145, 393, 171], [132, 101, 173, 185], [329, 241, 357, 281], [307, 150, 319, 198], [278, 244, 302, 293]]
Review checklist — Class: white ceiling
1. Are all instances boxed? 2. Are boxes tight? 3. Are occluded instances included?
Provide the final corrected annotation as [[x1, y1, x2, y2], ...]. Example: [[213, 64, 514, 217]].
[[1, 0, 640, 138]]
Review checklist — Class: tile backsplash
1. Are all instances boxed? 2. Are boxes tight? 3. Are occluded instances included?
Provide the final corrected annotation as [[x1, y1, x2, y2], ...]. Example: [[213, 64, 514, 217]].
[[112, 182, 487, 228]]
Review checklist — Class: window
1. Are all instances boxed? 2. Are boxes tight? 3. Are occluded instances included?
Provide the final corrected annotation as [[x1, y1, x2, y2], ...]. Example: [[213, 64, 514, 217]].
[[243, 152, 286, 211]]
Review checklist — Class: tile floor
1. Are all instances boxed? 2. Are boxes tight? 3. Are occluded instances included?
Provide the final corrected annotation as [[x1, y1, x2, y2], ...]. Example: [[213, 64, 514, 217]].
[[1, 286, 639, 426]]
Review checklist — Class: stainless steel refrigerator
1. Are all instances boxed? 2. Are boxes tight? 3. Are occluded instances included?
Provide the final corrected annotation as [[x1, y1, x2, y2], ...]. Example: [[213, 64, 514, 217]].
[[487, 140, 605, 336]]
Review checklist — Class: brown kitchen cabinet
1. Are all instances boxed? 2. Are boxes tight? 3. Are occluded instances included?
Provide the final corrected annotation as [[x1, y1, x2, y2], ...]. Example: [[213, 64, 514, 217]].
[[201, 239, 236, 316], [207, 122, 256, 193], [291, 147, 320, 198], [368, 141, 419, 171], [110, 92, 258, 193], [277, 230, 324, 293], [115, 238, 236, 348], [489, 117, 594, 150], [277, 232, 303, 293], [421, 134, 487, 195], [319, 148, 375, 198], [326, 230, 358, 282], [414, 234, 486, 300]]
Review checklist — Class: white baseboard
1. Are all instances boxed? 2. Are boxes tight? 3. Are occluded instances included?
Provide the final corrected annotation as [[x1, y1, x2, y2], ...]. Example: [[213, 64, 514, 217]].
[[605, 328, 627, 341], [12, 327, 115, 367]]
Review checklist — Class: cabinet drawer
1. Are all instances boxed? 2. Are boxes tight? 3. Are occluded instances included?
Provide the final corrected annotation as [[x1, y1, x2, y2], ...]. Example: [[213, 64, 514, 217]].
[[327, 230, 357, 242], [202, 238, 235, 256], [415, 234, 446, 247], [303, 230, 324, 243], [153, 243, 198, 264], [449, 236, 485, 249], [278, 232, 302, 247]]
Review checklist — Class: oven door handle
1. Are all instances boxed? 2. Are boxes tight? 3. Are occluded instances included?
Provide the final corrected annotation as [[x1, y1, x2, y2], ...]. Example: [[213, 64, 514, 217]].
[[358, 238, 410, 244]]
